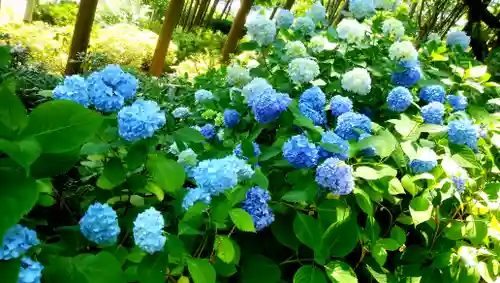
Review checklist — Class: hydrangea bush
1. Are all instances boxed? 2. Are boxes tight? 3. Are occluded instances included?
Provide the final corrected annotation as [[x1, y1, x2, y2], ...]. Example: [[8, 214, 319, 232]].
[[1, 4, 500, 283]]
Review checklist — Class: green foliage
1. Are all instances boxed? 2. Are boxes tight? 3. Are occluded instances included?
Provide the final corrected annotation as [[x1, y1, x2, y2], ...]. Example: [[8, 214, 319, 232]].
[[34, 2, 79, 26]]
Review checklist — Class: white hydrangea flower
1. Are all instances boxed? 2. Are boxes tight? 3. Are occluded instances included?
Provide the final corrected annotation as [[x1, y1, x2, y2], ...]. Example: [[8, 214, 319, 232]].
[[341, 68, 371, 95], [288, 58, 320, 84], [337, 18, 368, 44], [245, 13, 276, 46], [178, 149, 198, 166], [306, 2, 326, 25], [427, 32, 442, 43], [382, 18, 405, 39], [276, 9, 294, 29], [375, 0, 395, 10], [293, 16, 315, 35], [227, 63, 251, 86], [309, 35, 329, 53], [389, 41, 418, 62], [349, 0, 375, 19], [286, 41, 308, 59]]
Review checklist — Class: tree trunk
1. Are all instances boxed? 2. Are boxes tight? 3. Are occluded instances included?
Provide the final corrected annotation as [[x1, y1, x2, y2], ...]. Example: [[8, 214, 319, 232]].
[[193, 0, 210, 27], [65, 0, 99, 75], [183, 0, 195, 29], [186, 0, 200, 30], [331, 0, 348, 26], [409, 1, 417, 18], [328, 0, 342, 24], [23, 0, 36, 23], [223, 0, 234, 20], [204, 0, 220, 26], [221, 0, 253, 63], [283, 0, 295, 10], [150, 0, 186, 76], [220, 0, 231, 19], [269, 6, 279, 19]]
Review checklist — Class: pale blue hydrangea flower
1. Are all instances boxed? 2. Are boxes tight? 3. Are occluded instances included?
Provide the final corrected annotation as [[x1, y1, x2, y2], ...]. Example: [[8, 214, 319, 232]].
[[79, 203, 120, 246], [285, 41, 308, 59], [251, 90, 291, 124], [117, 99, 166, 142], [242, 78, 274, 107], [182, 187, 212, 210], [288, 58, 320, 84], [227, 63, 251, 86], [242, 187, 275, 231], [315, 157, 354, 195], [337, 18, 367, 43], [178, 148, 198, 178], [172, 107, 191, 118], [392, 60, 421, 88], [341, 68, 371, 95], [309, 35, 329, 53], [409, 148, 438, 174], [446, 31, 470, 50], [448, 119, 478, 151], [299, 86, 326, 125], [133, 207, 166, 254], [335, 112, 372, 140], [358, 133, 376, 157], [293, 16, 315, 35], [97, 65, 138, 100], [382, 18, 405, 38], [389, 41, 418, 62], [195, 89, 214, 102], [319, 131, 349, 160], [447, 94, 468, 112], [234, 142, 262, 158], [276, 9, 294, 29], [387, 86, 412, 112], [329, 95, 352, 117], [349, 0, 375, 19], [18, 257, 43, 283], [307, 3, 326, 25], [422, 102, 445, 125], [419, 85, 446, 103], [282, 135, 319, 168], [245, 13, 276, 46], [226, 155, 255, 180], [217, 128, 225, 141], [0, 225, 39, 260], [223, 109, 240, 128], [200, 124, 216, 140], [53, 75, 89, 107]]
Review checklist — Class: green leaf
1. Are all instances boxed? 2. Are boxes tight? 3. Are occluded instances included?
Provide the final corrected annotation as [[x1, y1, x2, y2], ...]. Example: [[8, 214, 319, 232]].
[[354, 188, 373, 216], [356, 130, 397, 158], [444, 221, 465, 240], [0, 138, 41, 172], [271, 215, 300, 251], [30, 149, 80, 179], [372, 244, 387, 266], [293, 213, 322, 250], [324, 261, 358, 283], [401, 175, 418, 196], [174, 127, 206, 143], [390, 226, 406, 246], [388, 178, 405, 195], [229, 208, 255, 232], [387, 114, 417, 138], [242, 255, 281, 283], [465, 215, 487, 245], [409, 196, 433, 226], [138, 253, 168, 283], [377, 238, 400, 251], [252, 168, 269, 189], [0, 82, 27, 138], [293, 265, 328, 283], [282, 183, 317, 203], [97, 158, 126, 190], [21, 100, 102, 154], [146, 154, 185, 194], [320, 210, 358, 258], [365, 216, 381, 244], [214, 259, 237, 278], [187, 259, 216, 283], [74, 251, 126, 283], [419, 124, 447, 133], [215, 236, 236, 264], [125, 140, 149, 170], [354, 165, 397, 180], [0, 258, 21, 283]]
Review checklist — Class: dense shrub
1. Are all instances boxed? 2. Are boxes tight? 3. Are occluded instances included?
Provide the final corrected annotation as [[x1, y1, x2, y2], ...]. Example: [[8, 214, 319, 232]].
[[172, 27, 226, 62], [34, 2, 79, 26]]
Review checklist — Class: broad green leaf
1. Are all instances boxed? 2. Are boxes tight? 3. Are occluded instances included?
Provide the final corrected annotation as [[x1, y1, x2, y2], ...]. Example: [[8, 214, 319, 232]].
[[444, 221, 465, 240], [321, 210, 358, 258], [357, 130, 397, 158], [282, 183, 317, 203], [0, 258, 21, 283], [187, 259, 216, 283], [0, 138, 41, 172], [293, 213, 322, 250], [390, 226, 406, 246], [252, 168, 269, 189], [409, 196, 433, 226], [324, 261, 358, 283], [372, 244, 387, 266], [42, 256, 87, 283], [138, 253, 168, 283], [365, 216, 381, 244], [354, 188, 373, 216], [354, 166, 396, 180], [387, 114, 417, 138], [146, 154, 185, 194], [214, 259, 237, 277], [0, 82, 27, 137], [478, 262, 496, 283], [229, 208, 255, 232], [125, 140, 149, 170], [388, 178, 405, 195], [465, 215, 487, 245], [215, 236, 236, 264], [271, 215, 300, 251], [174, 127, 206, 143], [30, 149, 80, 179], [401, 175, 418, 196], [80, 142, 110, 155], [97, 158, 126, 190], [293, 265, 328, 283], [21, 100, 102, 154], [419, 124, 447, 134], [242, 255, 281, 283], [210, 198, 232, 223], [74, 251, 126, 283], [146, 183, 164, 202], [377, 238, 400, 251]]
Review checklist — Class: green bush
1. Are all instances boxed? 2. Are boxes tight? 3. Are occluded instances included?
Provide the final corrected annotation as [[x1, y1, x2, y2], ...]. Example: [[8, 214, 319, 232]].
[[34, 2, 79, 26], [172, 27, 226, 62]]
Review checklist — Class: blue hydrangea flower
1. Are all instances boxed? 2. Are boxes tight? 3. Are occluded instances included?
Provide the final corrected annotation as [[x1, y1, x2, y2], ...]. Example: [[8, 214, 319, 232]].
[[409, 148, 438, 174], [251, 90, 291, 124], [243, 78, 275, 108], [200, 124, 216, 140], [392, 60, 421, 88], [133, 207, 166, 254], [315, 157, 354, 195], [422, 102, 445, 125], [276, 9, 294, 29], [307, 3, 326, 25], [97, 65, 138, 100], [452, 175, 466, 193], [299, 86, 326, 125], [53, 75, 89, 107], [182, 187, 212, 210], [349, 0, 375, 19], [448, 119, 478, 151], [79, 203, 120, 246], [245, 13, 276, 46], [293, 16, 315, 35], [117, 99, 166, 142], [330, 95, 353, 117], [335, 112, 372, 140], [282, 135, 319, 168], [387, 86, 413, 112], [446, 31, 470, 50], [288, 58, 320, 84], [195, 89, 214, 102], [226, 155, 255, 180], [234, 142, 261, 158], [419, 85, 446, 103], [172, 107, 191, 118], [319, 131, 349, 160], [358, 133, 376, 157], [223, 109, 240, 128], [447, 94, 468, 112], [242, 187, 275, 231], [0, 225, 39, 260], [18, 257, 43, 283]]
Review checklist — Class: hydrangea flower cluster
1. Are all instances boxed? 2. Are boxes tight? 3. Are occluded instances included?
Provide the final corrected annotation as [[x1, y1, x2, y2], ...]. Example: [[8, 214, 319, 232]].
[[448, 119, 478, 151], [53, 75, 90, 107], [178, 148, 198, 177], [446, 31, 470, 50], [195, 89, 214, 102], [387, 86, 413, 112], [309, 35, 329, 53], [392, 60, 421, 88], [283, 135, 319, 168], [306, 3, 326, 25], [337, 19, 367, 43], [0, 225, 39, 260], [117, 99, 166, 142], [389, 41, 418, 62], [227, 63, 251, 86], [285, 41, 308, 59], [245, 13, 276, 46], [79, 203, 120, 246], [299, 86, 326, 125], [172, 107, 191, 118], [133, 207, 166, 254], [335, 112, 372, 140], [182, 187, 212, 211], [242, 187, 275, 231], [234, 142, 261, 158], [349, 0, 375, 19], [243, 78, 274, 106], [409, 148, 438, 174], [319, 131, 349, 160], [419, 85, 446, 103], [293, 16, 315, 35], [315, 157, 354, 195], [341, 68, 371, 95], [245, 79, 291, 123], [200, 124, 216, 140], [223, 109, 240, 128], [422, 102, 445, 125], [330, 95, 353, 117], [447, 94, 468, 112], [18, 257, 44, 283], [358, 133, 377, 157], [382, 18, 405, 38], [276, 9, 294, 29], [288, 58, 320, 84], [375, 0, 396, 10]]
